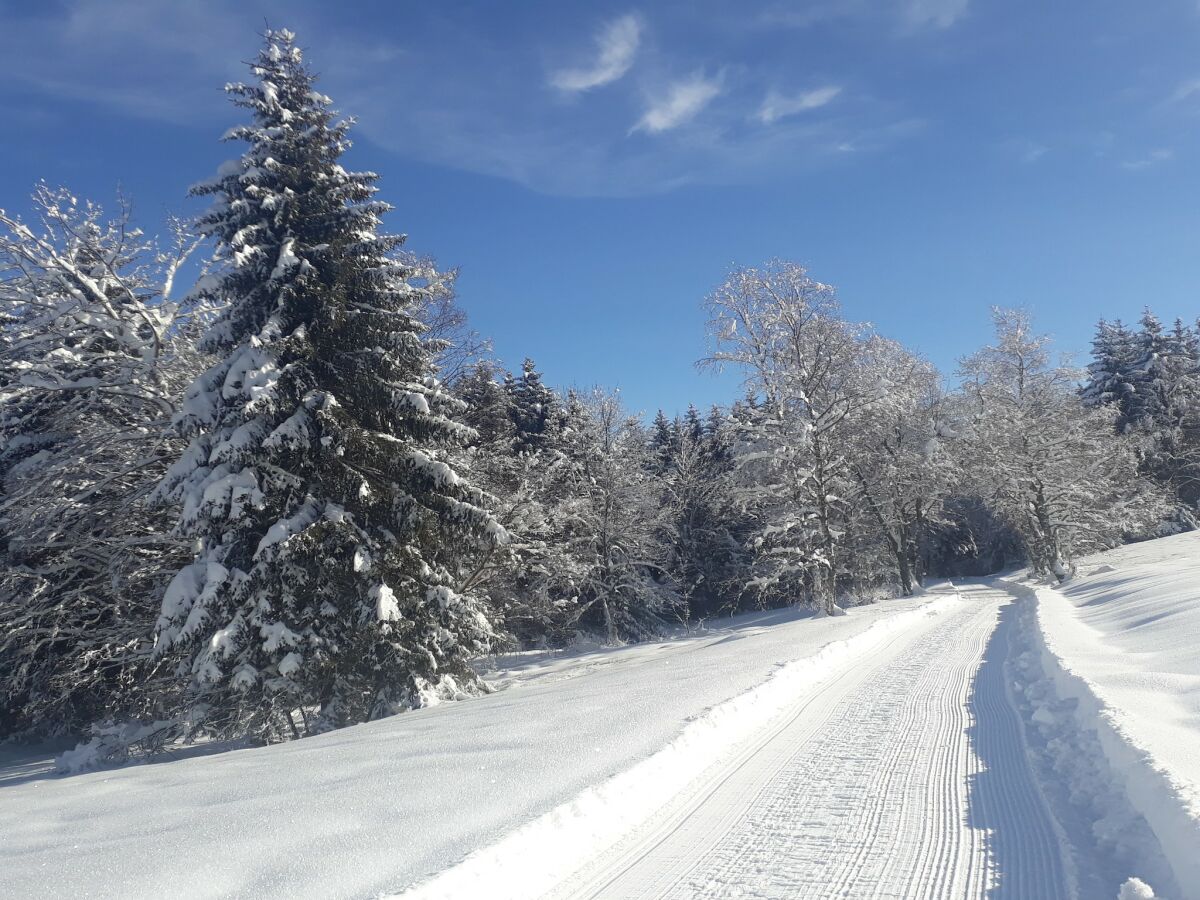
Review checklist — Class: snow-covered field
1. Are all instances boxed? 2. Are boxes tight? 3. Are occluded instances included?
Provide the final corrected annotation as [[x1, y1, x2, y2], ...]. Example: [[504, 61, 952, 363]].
[[2, 533, 1197, 899], [0, 589, 958, 899]]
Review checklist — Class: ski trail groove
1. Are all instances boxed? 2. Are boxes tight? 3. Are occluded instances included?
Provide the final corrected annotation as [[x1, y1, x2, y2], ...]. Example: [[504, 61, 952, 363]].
[[557, 585, 1069, 900], [553, 620, 942, 900]]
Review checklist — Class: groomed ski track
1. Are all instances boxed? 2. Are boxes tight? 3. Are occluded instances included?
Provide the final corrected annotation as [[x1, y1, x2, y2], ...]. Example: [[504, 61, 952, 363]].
[[420, 583, 1076, 900], [551, 583, 1071, 899]]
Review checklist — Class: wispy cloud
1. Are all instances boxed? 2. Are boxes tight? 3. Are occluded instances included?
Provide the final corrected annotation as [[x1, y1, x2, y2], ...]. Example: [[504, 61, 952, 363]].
[[1166, 78, 1200, 106], [757, 85, 841, 124], [0, 1, 925, 198], [0, 0, 246, 125], [757, 0, 968, 32], [1001, 138, 1049, 164], [754, 1, 863, 29], [830, 117, 925, 155], [1121, 148, 1174, 170], [902, 0, 969, 29], [549, 14, 642, 92], [632, 72, 724, 134], [1020, 144, 1048, 163]]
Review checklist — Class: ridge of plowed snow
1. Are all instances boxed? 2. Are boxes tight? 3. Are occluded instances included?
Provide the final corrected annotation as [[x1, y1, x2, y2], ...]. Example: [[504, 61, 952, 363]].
[[1006, 580, 1178, 898], [1002, 532, 1200, 900]]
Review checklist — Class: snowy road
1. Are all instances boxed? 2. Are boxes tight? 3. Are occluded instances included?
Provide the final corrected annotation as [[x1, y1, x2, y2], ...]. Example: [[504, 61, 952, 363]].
[[549, 584, 1072, 900]]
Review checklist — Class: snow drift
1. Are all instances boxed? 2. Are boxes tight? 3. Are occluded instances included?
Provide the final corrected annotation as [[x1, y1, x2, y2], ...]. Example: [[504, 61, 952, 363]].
[[1003, 531, 1200, 900]]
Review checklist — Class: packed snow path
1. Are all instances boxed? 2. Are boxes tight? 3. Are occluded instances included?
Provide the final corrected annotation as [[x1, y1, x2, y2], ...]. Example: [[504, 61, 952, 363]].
[[549, 584, 1071, 899]]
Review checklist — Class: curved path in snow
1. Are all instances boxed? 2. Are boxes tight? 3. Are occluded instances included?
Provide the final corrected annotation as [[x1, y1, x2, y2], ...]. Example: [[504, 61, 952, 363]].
[[550, 583, 1072, 900]]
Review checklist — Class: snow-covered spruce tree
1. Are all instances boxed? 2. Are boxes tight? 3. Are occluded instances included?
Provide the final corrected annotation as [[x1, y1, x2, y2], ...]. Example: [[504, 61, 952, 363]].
[[1127, 312, 1200, 509], [648, 409, 679, 475], [508, 357, 560, 453], [447, 358, 573, 646], [1081, 318, 1139, 431], [455, 359, 516, 448], [0, 186, 200, 739], [447, 359, 564, 645], [1128, 310, 1171, 427], [956, 308, 1165, 579], [681, 403, 704, 445], [153, 30, 505, 741], [458, 378, 676, 646]]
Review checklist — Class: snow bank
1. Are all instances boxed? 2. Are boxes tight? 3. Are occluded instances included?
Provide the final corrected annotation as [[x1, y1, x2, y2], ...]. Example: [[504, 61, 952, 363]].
[[1003, 531, 1200, 900], [0, 592, 959, 899], [1006, 582, 1176, 898], [393, 592, 962, 899]]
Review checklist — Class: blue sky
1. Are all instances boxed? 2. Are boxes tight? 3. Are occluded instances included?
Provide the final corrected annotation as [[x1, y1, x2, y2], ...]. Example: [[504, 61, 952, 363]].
[[2, 0, 1199, 416]]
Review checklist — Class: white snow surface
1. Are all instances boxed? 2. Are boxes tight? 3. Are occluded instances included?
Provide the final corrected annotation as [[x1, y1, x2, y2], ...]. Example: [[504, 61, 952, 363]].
[[1047, 533, 1200, 804], [398, 591, 965, 900], [408, 583, 1077, 900], [1008, 530, 1200, 900], [0, 590, 956, 899], [5, 532, 1197, 900]]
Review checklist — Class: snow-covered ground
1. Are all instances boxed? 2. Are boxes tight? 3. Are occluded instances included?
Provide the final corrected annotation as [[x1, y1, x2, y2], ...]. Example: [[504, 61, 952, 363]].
[[492, 584, 1072, 900], [3, 535, 1197, 900], [0, 589, 958, 899], [1004, 530, 1200, 900]]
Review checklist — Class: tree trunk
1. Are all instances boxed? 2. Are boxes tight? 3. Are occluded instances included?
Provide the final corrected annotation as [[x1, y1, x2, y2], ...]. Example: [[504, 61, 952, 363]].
[[895, 545, 915, 596], [601, 594, 617, 645], [1032, 483, 1067, 581]]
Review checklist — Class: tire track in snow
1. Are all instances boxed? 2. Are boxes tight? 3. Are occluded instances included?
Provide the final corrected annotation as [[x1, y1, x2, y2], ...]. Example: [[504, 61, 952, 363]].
[[561, 587, 1070, 899]]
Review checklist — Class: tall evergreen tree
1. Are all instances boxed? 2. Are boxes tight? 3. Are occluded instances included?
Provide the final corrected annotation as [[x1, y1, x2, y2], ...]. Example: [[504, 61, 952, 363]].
[[455, 360, 514, 447], [1082, 318, 1139, 431], [682, 403, 704, 445], [704, 405, 726, 440], [1130, 308, 1170, 426], [1139, 317, 1200, 507], [656, 412, 748, 617], [649, 409, 678, 474], [1085, 311, 1200, 512], [153, 30, 505, 741], [508, 357, 559, 453]]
